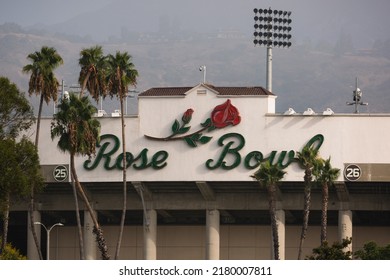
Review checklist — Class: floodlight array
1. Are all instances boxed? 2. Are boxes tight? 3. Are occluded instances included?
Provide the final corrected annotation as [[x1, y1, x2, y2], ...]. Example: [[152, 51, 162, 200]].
[[253, 8, 292, 48]]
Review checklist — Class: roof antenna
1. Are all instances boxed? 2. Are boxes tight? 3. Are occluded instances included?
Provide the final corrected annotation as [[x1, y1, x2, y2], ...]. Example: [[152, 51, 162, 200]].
[[347, 77, 368, 113], [199, 65, 206, 84]]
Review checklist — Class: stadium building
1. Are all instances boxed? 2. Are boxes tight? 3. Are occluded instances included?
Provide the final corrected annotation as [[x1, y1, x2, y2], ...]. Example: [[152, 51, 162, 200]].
[[8, 83, 390, 259]]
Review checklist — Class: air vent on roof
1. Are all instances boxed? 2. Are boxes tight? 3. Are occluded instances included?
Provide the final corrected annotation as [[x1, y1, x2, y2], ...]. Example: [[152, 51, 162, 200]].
[[197, 89, 207, 95], [303, 108, 315, 115]]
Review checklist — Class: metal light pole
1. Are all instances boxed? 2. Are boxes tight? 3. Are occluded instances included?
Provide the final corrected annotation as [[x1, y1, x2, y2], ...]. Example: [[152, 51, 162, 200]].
[[199, 65, 207, 83], [34, 222, 64, 260], [347, 77, 368, 113], [253, 8, 292, 92]]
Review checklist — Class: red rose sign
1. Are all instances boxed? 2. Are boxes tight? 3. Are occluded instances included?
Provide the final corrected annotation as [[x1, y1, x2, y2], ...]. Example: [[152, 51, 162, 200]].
[[211, 99, 241, 128], [144, 99, 241, 147]]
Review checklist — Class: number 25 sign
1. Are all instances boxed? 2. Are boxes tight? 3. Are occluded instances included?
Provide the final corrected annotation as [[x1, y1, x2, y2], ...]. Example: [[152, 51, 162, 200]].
[[53, 165, 69, 182]]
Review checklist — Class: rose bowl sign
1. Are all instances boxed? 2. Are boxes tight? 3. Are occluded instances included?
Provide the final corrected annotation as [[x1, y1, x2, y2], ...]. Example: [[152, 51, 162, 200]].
[[83, 98, 325, 173]]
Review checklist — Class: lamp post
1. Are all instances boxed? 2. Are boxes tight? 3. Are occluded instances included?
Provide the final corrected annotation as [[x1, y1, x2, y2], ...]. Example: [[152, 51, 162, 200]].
[[253, 8, 292, 92], [34, 222, 64, 260], [347, 77, 368, 113]]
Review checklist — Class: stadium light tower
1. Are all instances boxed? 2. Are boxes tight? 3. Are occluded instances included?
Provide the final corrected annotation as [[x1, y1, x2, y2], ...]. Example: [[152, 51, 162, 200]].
[[253, 8, 292, 92]]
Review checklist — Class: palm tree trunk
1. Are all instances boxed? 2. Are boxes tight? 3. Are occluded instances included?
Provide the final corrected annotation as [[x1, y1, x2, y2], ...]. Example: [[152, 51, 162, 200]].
[[298, 169, 312, 260], [1, 193, 10, 253], [321, 182, 329, 244], [115, 96, 127, 259], [70, 154, 85, 259], [80, 72, 91, 98], [35, 95, 44, 147], [268, 184, 279, 260], [70, 154, 110, 260], [28, 191, 43, 260], [28, 94, 45, 260]]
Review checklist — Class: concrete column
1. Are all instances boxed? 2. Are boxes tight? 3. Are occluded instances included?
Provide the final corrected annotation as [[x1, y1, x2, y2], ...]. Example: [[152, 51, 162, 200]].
[[206, 209, 220, 260], [27, 210, 41, 260], [275, 209, 285, 260], [84, 210, 97, 260], [338, 210, 353, 252], [144, 209, 157, 260]]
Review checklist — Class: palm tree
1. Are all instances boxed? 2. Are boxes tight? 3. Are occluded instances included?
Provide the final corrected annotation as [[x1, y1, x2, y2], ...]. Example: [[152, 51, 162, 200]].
[[106, 51, 138, 259], [22, 46, 63, 260], [313, 157, 340, 244], [22, 46, 63, 146], [296, 145, 319, 260], [77, 46, 107, 258], [51, 93, 110, 260], [78, 45, 107, 100], [251, 161, 286, 260]]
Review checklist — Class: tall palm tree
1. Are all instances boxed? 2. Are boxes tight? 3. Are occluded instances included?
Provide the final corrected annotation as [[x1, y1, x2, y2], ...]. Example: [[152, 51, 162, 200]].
[[77, 46, 107, 259], [22, 45, 63, 260], [51, 93, 110, 260], [251, 161, 286, 260], [78, 45, 107, 100], [296, 145, 319, 260], [106, 51, 138, 259], [22, 46, 63, 146], [313, 157, 340, 245]]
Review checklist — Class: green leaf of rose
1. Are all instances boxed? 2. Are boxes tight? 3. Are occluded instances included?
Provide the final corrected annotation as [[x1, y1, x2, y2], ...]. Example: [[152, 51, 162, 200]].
[[207, 125, 216, 132], [191, 133, 201, 141], [184, 136, 197, 147], [199, 136, 212, 144], [178, 126, 191, 134], [171, 119, 180, 133], [201, 118, 212, 127]]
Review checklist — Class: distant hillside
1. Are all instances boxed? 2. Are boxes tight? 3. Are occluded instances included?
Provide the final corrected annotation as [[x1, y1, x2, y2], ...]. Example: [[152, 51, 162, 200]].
[[1, 23, 390, 116]]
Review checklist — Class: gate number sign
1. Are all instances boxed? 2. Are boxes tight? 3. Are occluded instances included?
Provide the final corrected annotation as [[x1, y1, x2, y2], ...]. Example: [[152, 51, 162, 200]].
[[344, 164, 361, 181], [53, 165, 68, 182]]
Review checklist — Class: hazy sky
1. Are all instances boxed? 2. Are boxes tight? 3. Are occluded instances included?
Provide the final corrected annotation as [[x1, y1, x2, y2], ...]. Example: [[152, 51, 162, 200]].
[[0, 0, 112, 25], [1, 0, 390, 47]]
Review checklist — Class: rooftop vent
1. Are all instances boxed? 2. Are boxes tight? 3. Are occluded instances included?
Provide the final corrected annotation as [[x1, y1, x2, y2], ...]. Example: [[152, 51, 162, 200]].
[[322, 108, 334, 115], [284, 108, 296, 115], [95, 110, 107, 118], [303, 108, 315, 115], [111, 109, 121, 117]]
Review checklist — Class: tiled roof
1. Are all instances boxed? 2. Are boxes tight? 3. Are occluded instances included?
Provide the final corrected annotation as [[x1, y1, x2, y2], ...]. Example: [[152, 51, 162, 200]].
[[139, 84, 274, 97], [139, 87, 192, 97]]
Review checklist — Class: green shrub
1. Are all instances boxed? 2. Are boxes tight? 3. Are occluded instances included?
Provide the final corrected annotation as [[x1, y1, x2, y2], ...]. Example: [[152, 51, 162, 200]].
[[0, 239, 27, 260]]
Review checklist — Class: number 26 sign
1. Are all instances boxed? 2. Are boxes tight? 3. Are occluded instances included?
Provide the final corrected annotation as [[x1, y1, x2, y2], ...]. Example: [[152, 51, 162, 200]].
[[344, 164, 361, 181]]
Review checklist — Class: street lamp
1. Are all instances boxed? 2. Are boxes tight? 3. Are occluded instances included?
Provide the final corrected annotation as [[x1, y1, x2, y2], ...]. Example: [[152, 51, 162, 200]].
[[347, 77, 368, 113], [34, 222, 64, 260], [253, 8, 292, 92]]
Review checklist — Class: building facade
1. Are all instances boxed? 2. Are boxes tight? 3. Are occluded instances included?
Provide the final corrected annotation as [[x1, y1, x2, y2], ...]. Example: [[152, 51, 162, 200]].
[[9, 84, 390, 259]]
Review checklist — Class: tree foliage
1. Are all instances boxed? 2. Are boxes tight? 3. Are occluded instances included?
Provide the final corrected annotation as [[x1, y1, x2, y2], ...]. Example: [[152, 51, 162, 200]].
[[0, 76, 34, 139], [354, 241, 390, 260], [78, 45, 107, 99], [0, 137, 44, 253], [0, 239, 27, 260], [51, 94, 100, 157], [306, 237, 352, 260], [0, 137, 43, 207]]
